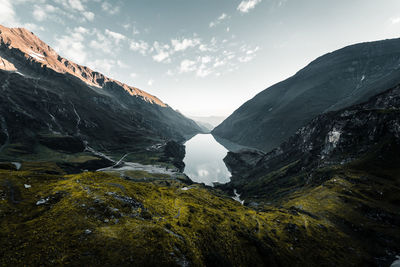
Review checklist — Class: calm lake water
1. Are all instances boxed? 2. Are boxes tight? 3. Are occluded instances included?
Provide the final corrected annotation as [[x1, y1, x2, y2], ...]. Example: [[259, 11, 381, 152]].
[[183, 134, 231, 186]]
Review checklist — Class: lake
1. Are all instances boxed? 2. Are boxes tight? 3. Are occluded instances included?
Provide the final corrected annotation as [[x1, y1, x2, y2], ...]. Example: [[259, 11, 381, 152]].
[[183, 134, 231, 186]]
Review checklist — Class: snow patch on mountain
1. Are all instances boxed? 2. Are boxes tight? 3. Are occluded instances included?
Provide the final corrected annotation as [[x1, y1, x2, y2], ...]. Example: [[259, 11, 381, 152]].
[[29, 51, 45, 61]]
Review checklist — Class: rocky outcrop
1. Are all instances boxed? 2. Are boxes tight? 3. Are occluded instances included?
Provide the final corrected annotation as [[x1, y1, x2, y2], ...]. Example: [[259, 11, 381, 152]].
[[162, 140, 186, 171], [223, 83, 400, 200], [223, 149, 265, 176]]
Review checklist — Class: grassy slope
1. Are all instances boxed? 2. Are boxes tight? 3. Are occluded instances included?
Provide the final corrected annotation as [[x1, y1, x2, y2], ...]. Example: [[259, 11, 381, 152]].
[[2, 158, 396, 266]]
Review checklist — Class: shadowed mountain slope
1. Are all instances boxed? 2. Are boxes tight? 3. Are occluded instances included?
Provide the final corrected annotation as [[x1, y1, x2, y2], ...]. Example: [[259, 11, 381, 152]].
[[0, 25, 202, 162], [213, 38, 400, 152]]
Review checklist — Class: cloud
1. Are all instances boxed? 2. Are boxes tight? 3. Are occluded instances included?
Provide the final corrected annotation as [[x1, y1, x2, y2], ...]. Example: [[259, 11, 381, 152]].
[[179, 59, 197, 73], [68, 0, 84, 11], [83, 11, 95, 21], [171, 38, 200, 51], [101, 1, 120, 15], [105, 29, 126, 44], [152, 41, 171, 63], [209, 12, 229, 28], [132, 27, 140, 35], [129, 40, 149, 55], [130, 73, 138, 78], [21, 23, 44, 32], [116, 60, 128, 68], [238, 56, 254, 62], [178, 56, 215, 77], [33, 5, 47, 21], [153, 51, 170, 62], [0, 0, 49, 29], [218, 13, 228, 20], [123, 23, 140, 35], [238, 45, 259, 62], [32, 4, 61, 21], [237, 0, 262, 13], [54, 27, 89, 65], [89, 31, 113, 54], [86, 58, 116, 73], [196, 64, 212, 77], [147, 79, 154, 86], [390, 17, 400, 24], [0, 0, 20, 26], [52, 0, 94, 22]]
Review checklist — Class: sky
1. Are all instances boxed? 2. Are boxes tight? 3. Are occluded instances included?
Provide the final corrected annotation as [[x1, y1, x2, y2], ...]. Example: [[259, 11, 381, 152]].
[[1, 0, 400, 117]]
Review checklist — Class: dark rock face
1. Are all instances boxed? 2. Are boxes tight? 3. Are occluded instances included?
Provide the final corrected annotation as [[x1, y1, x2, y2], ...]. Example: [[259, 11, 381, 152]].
[[223, 84, 400, 200], [223, 149, 265, 176], [38, 135, 86, 153], [162, 140, 186, 171], [213, 38, 400, 152]]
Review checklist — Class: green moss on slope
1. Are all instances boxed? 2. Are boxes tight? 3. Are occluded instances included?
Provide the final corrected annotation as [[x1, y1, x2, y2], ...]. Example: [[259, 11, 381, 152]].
[[0, 164, 373, 266]]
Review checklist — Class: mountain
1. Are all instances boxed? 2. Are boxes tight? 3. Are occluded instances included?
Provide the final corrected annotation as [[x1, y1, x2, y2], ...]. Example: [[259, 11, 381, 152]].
[[220, 83, 400, 266], [193, 120, 214, 133], [213, 38, 400, 152], [190, 116, 226, 128], [0, 25, 202, 167], [1, 82, 399, 267]]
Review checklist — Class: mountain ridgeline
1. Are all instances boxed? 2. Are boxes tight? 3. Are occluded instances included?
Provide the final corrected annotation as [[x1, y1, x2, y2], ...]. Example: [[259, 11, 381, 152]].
[[0, 25, 202, 165], [213, 38, 400, 152]]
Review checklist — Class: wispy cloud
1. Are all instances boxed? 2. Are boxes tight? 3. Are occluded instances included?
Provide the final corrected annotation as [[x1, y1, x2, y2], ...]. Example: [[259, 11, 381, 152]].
[[33, 5, 47, 21], [129, 40, 149, 55], [171, 38, 200, 51], [152, 41, 171, 63], [67, 0, 84, 11], [101, 1, 120, 15], [237, 0, 262, 13], [238, 45, 260, 62], [83, 11, 94, 21], [209, 12, 229, 28], [105, 29, 126, 44], [123, 23, 141, 35], [179, 59, 197, 73], [33, 0, 94, 23]]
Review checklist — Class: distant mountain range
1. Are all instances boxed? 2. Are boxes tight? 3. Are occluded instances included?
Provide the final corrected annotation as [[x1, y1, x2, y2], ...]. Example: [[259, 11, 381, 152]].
[[213, 38, 400, 152], [0, 25, 202, 165], [190, 116, 226, 131]]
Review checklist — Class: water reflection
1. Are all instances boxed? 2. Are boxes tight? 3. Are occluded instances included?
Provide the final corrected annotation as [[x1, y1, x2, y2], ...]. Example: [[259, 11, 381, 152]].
[[183, 134, 231, 186]]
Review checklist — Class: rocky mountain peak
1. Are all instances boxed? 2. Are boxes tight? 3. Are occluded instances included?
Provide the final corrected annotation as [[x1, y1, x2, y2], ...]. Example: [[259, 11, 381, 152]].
[[0, 24, 166, 107]]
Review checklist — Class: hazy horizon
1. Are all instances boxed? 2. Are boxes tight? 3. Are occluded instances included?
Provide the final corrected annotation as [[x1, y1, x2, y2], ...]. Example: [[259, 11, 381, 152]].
[[1, 0, 400, 116]]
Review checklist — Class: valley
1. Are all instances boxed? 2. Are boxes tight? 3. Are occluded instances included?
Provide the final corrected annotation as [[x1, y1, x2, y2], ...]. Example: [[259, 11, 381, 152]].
[[1, 7, 400, 266]]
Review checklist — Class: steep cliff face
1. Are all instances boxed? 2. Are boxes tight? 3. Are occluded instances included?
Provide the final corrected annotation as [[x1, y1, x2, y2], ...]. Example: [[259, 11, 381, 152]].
[[220, 84, 400, 266], [0, 25, 202, 162], [213, 38, 400, 152]]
